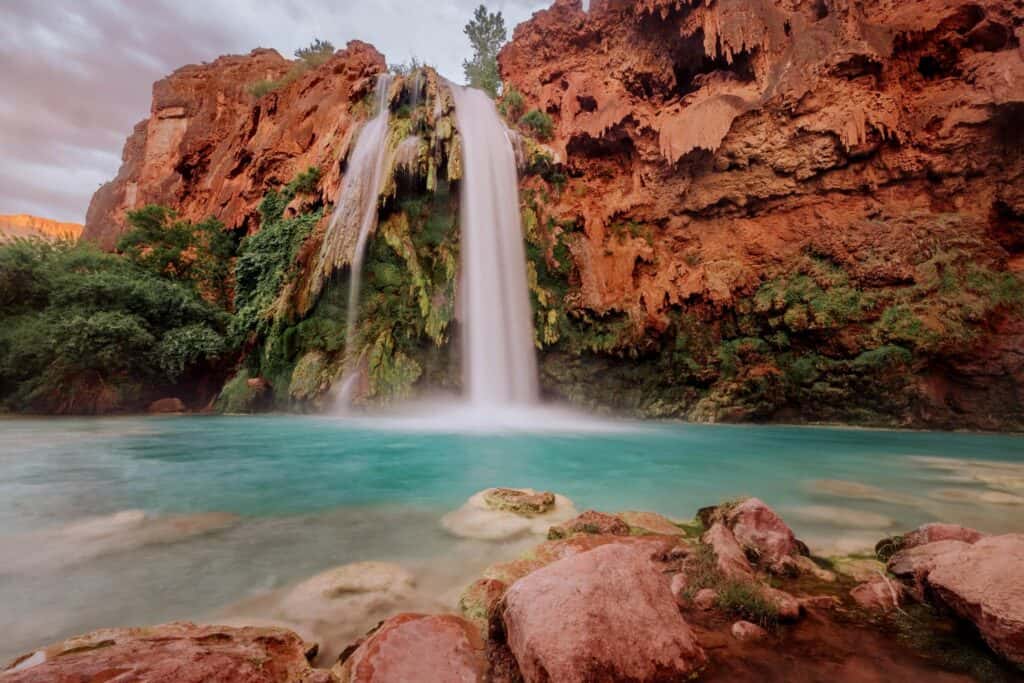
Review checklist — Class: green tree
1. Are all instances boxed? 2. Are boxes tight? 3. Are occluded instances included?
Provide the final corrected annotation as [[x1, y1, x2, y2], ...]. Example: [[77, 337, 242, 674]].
[[462, 4, 507, 97]]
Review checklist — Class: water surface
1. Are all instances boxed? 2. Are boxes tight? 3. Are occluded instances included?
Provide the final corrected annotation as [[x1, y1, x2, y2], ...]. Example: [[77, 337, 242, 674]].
[[1, 415, 1021, 659]]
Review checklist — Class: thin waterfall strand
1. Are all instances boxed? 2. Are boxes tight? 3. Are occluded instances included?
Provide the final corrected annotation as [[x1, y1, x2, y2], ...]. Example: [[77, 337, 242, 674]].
[[316, 74, 393, 405], [450, 86, 539, 406]]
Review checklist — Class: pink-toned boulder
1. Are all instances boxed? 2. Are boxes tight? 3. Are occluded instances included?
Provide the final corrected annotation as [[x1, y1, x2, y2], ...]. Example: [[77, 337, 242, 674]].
[[731, 620, 769, 642], [723, 498, 801, 572], [501, 542, 707, 682], [702, 522, 753, 580], [901, 523, 986, 549], [693, 588, 718, 610], [1, 622, 325, 683], [850, 579, 906, 612], [334, 613, 486, 682], [762, 586, 801, 621], [887, 540, 971, 584], [925, 534, 1024, 666]]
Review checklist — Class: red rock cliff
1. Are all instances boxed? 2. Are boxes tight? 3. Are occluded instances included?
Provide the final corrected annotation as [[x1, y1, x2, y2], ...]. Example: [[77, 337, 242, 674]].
[[500, 0, 1024, 428], [83, 42, 386, 249], [0, 214, 83, 241]]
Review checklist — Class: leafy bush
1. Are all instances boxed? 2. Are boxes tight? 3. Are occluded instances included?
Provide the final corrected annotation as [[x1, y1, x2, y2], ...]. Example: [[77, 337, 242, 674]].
[[519, 109, 554, 141], [0, 239, 230, 413], [294, 38, 335, 67], [500, 87, 525, 120]]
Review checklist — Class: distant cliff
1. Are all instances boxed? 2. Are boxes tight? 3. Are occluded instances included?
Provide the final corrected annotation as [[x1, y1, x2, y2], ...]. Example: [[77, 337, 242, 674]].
[[0, 214, 82, 241]]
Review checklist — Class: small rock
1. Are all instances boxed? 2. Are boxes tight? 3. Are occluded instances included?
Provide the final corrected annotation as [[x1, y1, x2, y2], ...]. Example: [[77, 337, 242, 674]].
[[694, 588, 718, 610], [441, 488, 577, 541], [502, 542, 707, 682], [702, 523, 753, 580], [762, 586, 801, 621], [334, 613, 486, 683], [0, 622, 320, 682], [147, 397, 185, 414], [791, 555, 836, 582], [798, 595, 840, 610], [548, 510, 630, 539], [616, 510, 687, 536], [723, 498, 803, 572], [670, 573, 688, 605], [850, 579, 905, 612], [731, 620, 769, 642]]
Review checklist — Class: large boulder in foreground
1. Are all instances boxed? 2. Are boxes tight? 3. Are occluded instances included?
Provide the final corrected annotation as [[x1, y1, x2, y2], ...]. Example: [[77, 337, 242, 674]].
[[441, 487, 577, 540], [501, 542, 706, 682], [335, 613, 485, 682], [1, 622, 326, 682], [926, 534, 1024, 666]]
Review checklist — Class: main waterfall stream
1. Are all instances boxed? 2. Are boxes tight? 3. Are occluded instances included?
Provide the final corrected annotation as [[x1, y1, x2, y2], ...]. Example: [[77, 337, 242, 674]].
[[450, 86, 539, 406]]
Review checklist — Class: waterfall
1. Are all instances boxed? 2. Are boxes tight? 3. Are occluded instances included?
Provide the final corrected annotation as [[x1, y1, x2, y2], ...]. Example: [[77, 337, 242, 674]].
[[316, 73, 393, 404], [450, 86, 539, 406]]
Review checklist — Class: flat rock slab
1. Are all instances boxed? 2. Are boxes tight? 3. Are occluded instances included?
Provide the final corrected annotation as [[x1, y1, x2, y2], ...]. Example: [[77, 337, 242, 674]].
[[335, 613, 485, 683], [501, 541, 706, 682], [1, 622, 325, 683], [926, 534, 1024, 666]]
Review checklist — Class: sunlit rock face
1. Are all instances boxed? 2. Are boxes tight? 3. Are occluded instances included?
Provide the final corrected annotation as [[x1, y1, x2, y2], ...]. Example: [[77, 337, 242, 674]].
[[84, 43, 386, 250], [501, 0, 1024, 429], [0, 214, 82, 241]]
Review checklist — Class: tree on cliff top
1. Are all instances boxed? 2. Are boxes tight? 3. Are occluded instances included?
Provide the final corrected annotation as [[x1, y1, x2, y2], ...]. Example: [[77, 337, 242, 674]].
[[462, 4, 506, 97]]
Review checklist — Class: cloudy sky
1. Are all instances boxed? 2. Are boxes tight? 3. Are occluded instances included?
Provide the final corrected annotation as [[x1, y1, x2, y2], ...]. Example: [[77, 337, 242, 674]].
[[1, 0, 548, 223]]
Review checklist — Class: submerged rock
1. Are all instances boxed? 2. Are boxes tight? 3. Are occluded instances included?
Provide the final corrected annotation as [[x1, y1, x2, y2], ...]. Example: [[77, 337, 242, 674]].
[[224, 561, 445, 667], [1, 622, 324, 683], [334, 613, 485, 683], [147, 397, 186, 414], [441, 488, 577, 540], [0, 510, 238, 574], [501, 542, 707, 682]]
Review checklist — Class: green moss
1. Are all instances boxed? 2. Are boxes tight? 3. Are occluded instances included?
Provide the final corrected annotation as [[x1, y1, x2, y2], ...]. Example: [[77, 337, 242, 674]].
[[519, 109, 554, 141]]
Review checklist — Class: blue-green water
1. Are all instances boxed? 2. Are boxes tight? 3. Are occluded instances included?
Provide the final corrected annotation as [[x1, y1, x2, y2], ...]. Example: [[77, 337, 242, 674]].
[[1, 414, 1022, 658]]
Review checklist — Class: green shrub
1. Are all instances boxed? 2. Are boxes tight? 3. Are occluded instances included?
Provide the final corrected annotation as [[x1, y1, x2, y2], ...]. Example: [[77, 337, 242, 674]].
[[519, 109, 554, 141], [294, 38, 335, 67], [501, 87, 525, 120], [0, 240, 230, 413]]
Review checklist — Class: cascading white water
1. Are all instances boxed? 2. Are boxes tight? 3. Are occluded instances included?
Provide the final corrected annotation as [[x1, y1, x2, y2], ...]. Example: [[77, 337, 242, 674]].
[[450, 86, 539, 406], [315, 73, 394, 403]]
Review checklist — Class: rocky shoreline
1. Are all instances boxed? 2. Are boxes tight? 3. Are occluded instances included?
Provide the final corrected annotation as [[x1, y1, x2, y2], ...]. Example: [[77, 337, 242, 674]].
[[3, 489, 1022, 682]]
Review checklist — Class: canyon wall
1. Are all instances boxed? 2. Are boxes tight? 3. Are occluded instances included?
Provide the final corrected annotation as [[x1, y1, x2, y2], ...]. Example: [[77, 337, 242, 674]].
[[501, 0, 1024, 428], [83, 42, 386, 249], [81, 0, 1024, 428]]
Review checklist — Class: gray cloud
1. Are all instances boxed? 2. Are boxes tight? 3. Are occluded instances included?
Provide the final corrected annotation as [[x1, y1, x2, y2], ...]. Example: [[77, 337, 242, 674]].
[[0, 0, 547, 222]]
